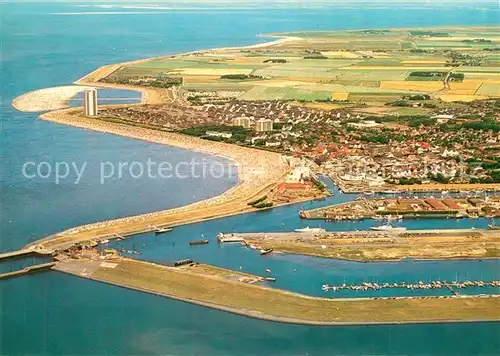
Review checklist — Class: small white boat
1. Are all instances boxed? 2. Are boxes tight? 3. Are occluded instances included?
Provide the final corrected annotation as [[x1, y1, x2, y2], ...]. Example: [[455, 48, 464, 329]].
[[385, 214, 403, 221], [295, 226, 326, 233], [373, 215, 403, 221], [381, 190, 399, 194], [370, 224, 407, 232], [154, 227, 172, 234]]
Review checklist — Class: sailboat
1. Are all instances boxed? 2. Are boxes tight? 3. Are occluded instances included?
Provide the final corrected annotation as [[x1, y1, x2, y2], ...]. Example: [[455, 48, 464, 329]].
[[488, 220, 500, 230]]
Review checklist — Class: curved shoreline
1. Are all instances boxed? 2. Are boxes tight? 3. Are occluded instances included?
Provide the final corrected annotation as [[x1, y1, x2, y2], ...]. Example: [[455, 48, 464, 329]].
[[11, 85, 95, 112], [17, 34, 302, 251], [24, 107, 289, 251]]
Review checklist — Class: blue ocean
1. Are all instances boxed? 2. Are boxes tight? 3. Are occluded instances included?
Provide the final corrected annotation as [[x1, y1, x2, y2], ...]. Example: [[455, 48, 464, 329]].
[[1, 2, 499, 355]]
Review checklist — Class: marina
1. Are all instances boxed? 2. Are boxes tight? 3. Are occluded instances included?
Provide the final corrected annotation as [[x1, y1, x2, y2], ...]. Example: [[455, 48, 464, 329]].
[[322, 280, 500, 293]]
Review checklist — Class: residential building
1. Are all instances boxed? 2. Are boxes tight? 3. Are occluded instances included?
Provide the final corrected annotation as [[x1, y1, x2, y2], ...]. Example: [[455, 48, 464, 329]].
[[255, 118, 273, 132], [232, 116, 251, 128], [83, 88, 98, 116]]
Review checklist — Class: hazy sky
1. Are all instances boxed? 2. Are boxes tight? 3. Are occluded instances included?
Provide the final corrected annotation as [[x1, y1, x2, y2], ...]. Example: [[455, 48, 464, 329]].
[[2, 0, 496, 3], [2, 0, 497, 6]]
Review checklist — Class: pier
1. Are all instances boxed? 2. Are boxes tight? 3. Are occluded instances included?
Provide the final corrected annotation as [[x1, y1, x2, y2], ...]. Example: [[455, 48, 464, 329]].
[[0, 262, 56, 280], [217, 233, 245, 243], [0, 248, 52, 261], [234, 228, 500, 261]]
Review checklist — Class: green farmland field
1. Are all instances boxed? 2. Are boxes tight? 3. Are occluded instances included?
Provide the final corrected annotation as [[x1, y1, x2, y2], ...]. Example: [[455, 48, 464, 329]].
[[108, 26, 500, 104]]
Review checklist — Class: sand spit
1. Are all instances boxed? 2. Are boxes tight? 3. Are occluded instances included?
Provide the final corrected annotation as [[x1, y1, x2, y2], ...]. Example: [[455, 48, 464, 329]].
[[11, 85, 94, 113]]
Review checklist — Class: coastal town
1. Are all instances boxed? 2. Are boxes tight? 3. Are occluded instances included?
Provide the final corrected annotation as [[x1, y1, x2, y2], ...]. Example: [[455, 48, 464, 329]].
[[96, 97, 499, 193], [7, 26, 500, 327]]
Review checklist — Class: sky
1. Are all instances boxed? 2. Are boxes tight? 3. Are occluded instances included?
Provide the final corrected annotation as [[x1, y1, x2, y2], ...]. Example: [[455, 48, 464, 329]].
[[1, 0, 498, 7], [1, 0, 497, 3]]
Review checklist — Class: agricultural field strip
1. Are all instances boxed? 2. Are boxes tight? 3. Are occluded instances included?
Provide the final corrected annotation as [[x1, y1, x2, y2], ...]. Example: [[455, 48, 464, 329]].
[[112, 26, 499, 102]]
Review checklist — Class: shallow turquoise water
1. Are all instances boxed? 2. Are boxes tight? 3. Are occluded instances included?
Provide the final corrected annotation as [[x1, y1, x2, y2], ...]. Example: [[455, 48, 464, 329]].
[[68, 88, 143, 106], [1, 2, 499, 355]]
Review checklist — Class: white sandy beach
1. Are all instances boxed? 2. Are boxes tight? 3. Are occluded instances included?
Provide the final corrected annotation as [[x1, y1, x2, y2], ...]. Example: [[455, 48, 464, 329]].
[[11, 85, 94, 113]]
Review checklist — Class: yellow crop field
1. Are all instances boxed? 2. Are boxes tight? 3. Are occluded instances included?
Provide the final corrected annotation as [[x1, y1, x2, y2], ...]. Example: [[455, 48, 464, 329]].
[[322, 51, 361, 58], [245, 79, 314, 87], [308, 38, 350, 43], [332, 92, 350, 100], [380, 81, 444, 91], [448, 81, 483, 95], [183, 75, 220, 83], [462, 72, 500, 77], [230, 57, 298, 65], [401, 60, 448, 64], [344, 66, 448, 70], [436, 94, 488, 102]]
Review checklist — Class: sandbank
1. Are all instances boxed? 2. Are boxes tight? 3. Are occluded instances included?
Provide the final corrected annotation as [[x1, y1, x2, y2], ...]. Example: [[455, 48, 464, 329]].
[[11, 85, 94, 112]]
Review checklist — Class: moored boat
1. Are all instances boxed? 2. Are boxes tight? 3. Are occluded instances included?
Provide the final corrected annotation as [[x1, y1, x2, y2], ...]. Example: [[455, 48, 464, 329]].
[[370, 224, 407, 232], [295, 226, 326, 233], [154, 227, 172, 234], [260, 248, 273, 255], [189, 239, 209, 246]]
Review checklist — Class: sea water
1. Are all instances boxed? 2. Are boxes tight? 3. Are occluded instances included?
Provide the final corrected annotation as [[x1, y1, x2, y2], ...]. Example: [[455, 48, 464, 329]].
[[1, 2, 499, 354]]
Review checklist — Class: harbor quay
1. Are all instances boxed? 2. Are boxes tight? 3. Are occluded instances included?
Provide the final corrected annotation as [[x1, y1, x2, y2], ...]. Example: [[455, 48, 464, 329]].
[[228, 228, 500, 261], [300, 196, 500, 221]]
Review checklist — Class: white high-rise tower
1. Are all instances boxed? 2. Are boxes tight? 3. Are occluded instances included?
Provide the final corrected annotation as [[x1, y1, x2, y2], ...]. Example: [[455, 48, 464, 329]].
[[83, 88, 98, 116]]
